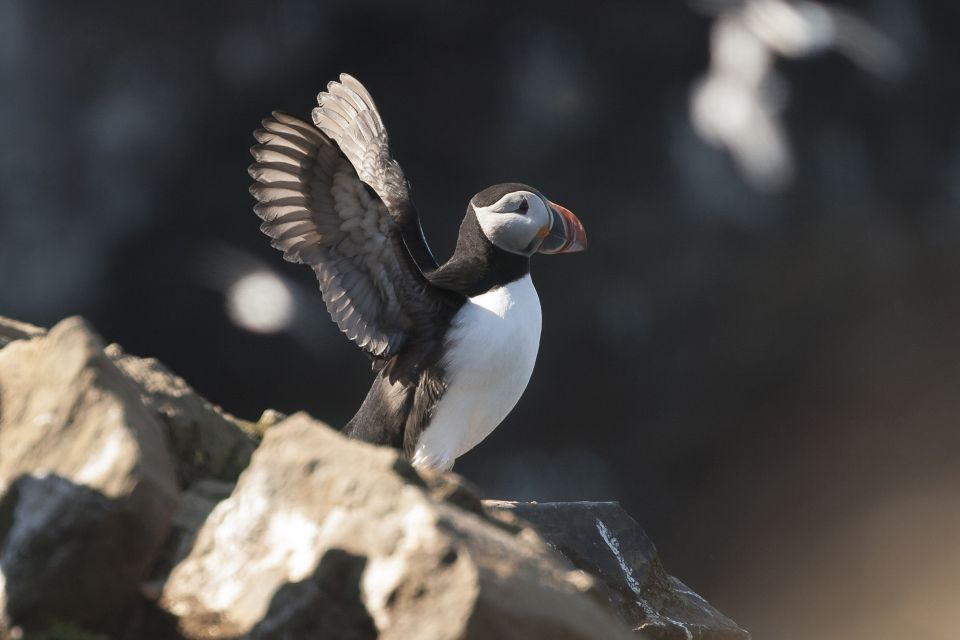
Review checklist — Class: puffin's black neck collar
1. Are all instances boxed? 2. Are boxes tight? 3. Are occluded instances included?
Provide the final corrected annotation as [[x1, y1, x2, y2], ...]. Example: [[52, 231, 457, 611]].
[[428, 208, 530, 297]]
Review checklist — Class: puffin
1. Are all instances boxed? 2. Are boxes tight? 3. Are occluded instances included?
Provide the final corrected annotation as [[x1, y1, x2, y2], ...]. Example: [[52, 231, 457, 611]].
[[249, 74, 587, 471]]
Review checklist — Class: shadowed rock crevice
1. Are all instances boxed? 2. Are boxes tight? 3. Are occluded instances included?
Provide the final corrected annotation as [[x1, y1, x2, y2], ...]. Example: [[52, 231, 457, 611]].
[[0, 475, 164, 637], [249, 549, 378, 640]]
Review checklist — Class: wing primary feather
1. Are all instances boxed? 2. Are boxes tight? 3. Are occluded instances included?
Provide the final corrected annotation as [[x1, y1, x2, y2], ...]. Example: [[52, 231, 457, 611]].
[[248, 164, 301, 183], [251, 143, 311, 165], [339, 75, 384, 128], [253, 130, 316, 155], [261, 119, 317, 141], [265, 114, 326, 143]]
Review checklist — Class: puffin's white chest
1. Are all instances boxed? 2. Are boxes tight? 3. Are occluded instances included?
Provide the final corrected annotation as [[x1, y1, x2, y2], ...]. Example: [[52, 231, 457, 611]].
[[412, 275, 541, 470]]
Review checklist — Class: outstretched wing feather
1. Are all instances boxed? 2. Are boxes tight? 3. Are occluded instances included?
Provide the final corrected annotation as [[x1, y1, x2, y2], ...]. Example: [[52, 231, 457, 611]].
[[249, 78, 449, 358]]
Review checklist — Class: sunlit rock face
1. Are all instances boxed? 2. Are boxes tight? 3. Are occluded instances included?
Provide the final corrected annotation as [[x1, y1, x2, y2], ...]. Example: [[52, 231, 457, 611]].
[[0, 315, 748, 640], [0, 317, 180, 633]]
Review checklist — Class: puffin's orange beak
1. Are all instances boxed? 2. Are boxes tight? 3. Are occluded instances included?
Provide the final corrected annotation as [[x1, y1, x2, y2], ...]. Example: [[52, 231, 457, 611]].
[[538, 201, 588, 254]]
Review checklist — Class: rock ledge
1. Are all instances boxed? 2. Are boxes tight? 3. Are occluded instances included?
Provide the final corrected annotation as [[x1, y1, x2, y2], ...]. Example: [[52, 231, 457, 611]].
[[0, 316, 749, 640]]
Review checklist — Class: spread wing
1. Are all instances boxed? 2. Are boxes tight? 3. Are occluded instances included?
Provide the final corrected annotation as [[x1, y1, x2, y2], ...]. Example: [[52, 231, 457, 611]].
[[249, 74, 452, 358]]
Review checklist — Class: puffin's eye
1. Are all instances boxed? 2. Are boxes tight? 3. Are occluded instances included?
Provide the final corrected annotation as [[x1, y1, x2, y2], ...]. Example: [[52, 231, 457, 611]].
[[517, 198, 529, 214]]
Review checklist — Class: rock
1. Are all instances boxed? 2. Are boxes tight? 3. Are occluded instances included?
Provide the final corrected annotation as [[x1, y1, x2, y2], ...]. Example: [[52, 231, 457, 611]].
[[0, 314, 749, 638], [105, 344, 258, 487], [0, 315, 259, 489], [485, 501, 750, 640], [161, 413, 637, 640], [144, 477, 238, 599], [0, 317, 44, 347], [102, 345, 268, 615], [0, 317, 180, 634]]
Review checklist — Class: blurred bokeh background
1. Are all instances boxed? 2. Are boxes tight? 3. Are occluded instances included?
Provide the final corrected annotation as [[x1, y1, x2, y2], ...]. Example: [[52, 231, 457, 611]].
[[3, 1, 959, 638]]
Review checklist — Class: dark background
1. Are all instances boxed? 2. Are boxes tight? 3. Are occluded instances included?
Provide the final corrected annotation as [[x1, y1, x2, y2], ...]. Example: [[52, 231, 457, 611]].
[[4, 1, 959, 638]]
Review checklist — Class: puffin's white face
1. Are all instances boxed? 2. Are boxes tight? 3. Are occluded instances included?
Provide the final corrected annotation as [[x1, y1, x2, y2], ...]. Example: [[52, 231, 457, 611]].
[[470, 183, 587, 257], [472, 190, 554, 255]]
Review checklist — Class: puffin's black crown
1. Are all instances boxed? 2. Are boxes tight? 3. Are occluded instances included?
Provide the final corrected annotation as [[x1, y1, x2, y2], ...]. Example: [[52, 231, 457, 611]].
[[471, 182, 543, 208]]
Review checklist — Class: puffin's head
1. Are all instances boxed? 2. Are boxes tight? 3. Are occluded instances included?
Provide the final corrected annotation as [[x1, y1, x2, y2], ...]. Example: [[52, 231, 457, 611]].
[[469, 183, 587, 256]]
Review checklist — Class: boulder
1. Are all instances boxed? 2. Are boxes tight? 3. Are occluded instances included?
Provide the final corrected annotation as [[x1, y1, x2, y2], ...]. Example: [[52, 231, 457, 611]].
[[106, 343, 258, 487], [486, 501, 751, 640], [0, 317, 180, 633], [161, 413, 637, 640], [0, 316, 259, 488]]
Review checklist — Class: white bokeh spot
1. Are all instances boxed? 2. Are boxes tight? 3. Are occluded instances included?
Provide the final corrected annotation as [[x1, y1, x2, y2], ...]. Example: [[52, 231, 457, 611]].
[[226, 270, 295, 334]]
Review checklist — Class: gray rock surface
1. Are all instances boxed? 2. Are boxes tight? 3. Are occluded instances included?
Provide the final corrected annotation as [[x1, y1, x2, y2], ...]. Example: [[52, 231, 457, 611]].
[[486, 501, 751, 640], [161, 412, 637, 640], [0, 317, 180, 633]]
